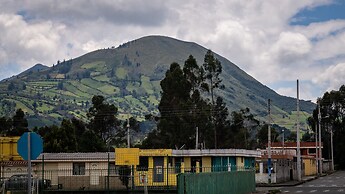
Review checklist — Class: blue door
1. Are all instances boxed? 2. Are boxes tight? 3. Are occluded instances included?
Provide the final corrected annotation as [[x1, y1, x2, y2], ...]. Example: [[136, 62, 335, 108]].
[[153, 157, 164, 182]]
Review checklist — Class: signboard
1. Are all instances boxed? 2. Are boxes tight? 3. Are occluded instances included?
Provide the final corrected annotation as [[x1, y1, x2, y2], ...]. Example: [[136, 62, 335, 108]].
[[17, 132, 43, 160], [0, 136, 22, 161], [139, 149, 172, 156], [115, 148, 139, 165]]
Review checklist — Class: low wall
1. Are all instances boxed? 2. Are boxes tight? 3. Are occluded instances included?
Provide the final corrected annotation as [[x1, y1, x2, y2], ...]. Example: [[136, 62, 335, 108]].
[[177, 171, 255, 194]]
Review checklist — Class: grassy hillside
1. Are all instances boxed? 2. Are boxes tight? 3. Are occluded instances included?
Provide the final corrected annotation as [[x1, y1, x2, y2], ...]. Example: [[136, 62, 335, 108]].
[[0, 36, 315, 130]]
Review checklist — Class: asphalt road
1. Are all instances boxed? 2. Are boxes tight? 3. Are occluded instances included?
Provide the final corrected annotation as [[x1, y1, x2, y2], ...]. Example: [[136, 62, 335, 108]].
[[276, 171, 345, 193]]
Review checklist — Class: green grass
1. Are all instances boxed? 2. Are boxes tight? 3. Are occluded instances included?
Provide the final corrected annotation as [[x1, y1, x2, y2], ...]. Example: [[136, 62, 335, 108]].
[[124, 95, 148, 112], [98, 85, 120, 95], [68, 80, 100, 97], [81, 78, 105, 89], [8, 99, 34, 114], [141, 76, 154, 95], [126, 82, 140, 92], [272, 111, 310, 132], [36, 103, 54, 112], [94, 74, 110, 82], [49, 113, 63, 119], [116, 67, 127, 79], [81, 61, 106, 71]]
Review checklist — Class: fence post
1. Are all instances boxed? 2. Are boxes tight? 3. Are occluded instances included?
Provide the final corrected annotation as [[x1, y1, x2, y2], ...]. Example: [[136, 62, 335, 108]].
[[166, 155, 169, 190], [42, 154, 44, 193], [107, 152, 109, 194]]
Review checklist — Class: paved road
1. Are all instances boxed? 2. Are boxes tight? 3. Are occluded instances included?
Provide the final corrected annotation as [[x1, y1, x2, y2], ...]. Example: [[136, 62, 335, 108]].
[[277, 171, 345, 193]]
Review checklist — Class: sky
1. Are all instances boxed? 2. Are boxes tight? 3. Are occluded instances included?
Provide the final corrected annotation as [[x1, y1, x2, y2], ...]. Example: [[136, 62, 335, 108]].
[[1, 0, 345, 102]]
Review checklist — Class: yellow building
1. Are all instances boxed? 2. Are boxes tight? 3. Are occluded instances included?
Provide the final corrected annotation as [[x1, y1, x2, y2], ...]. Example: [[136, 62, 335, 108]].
[[115, 148, 260, 187]]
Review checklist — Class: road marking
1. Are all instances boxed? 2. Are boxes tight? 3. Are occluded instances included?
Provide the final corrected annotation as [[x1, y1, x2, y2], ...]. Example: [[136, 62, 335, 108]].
[[323, 190, 330, 192], [296, 191, 303, 193], [283, 191, 289, 193], [310, 190, 317, 193], [331, 184, 337, 187], [338, 189, 344, 192]]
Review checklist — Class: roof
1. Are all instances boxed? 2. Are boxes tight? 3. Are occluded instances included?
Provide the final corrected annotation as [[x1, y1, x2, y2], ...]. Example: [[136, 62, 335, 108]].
[[32, 149, 261, 163], [0, 160, 27, 166], [172, 149, 261, 158], [270, 142, 323, 148], [33, 152, 115, 162]]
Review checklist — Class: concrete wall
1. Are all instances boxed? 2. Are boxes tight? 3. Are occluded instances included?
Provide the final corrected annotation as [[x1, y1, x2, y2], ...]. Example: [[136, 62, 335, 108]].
[[255, 159, 295, 183], [322, 160, 332, 172]]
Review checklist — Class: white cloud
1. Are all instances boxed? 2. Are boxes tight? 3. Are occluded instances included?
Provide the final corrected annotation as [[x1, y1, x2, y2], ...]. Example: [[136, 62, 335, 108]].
[[313, 63, 345, 91], [0, 0, 344, 102]]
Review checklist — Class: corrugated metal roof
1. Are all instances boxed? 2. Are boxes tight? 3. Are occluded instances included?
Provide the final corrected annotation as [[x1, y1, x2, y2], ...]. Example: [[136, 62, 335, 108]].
[[33, 152, 115, 162], [172, 149, 261, 157], [0, 161, 27, 166]]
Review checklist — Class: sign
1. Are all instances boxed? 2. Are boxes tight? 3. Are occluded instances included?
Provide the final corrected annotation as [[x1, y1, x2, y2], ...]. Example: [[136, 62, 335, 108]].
[[115, 148, 139, 165], [139, 149, 172, 156], [17, 132, 43, 160]]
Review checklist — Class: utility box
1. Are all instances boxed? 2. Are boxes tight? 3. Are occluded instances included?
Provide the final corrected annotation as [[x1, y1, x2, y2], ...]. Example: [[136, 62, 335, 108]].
[[0, 136, 22, 161]]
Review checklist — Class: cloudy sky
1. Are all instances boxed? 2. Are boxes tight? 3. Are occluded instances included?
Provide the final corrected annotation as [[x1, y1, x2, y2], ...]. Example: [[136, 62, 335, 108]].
[[1, 0, 345, 101]]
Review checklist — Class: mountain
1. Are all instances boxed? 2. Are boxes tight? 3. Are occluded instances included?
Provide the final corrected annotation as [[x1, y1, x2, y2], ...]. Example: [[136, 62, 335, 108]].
[[0, 36, 315, 130]]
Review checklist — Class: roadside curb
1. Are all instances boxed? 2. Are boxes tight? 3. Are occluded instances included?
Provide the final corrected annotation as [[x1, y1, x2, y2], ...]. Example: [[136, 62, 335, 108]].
[[256, 176, 318, 187]]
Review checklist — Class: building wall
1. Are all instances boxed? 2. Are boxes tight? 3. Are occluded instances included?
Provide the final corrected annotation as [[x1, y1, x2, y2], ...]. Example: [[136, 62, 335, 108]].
[[184, 157, 191, 172], [303, 158, 316, 176], [237, 157, 244, 168], [202, 157, 211, 172]]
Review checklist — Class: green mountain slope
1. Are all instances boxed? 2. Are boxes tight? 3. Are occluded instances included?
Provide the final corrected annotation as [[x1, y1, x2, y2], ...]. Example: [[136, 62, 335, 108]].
[[0, 36, 315, 130]]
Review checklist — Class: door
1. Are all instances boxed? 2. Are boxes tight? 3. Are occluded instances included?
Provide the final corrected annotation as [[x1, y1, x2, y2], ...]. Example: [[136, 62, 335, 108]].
[[153, 157, 164, 182]]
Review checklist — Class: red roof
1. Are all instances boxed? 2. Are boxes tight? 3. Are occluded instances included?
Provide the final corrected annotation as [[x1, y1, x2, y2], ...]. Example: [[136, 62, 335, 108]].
[[270, 142, 323, 148]]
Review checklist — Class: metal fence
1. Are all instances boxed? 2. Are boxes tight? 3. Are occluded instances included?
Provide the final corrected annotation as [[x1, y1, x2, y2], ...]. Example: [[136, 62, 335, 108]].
[[0, 165, 254, 193], [177, 170, 256, 194]]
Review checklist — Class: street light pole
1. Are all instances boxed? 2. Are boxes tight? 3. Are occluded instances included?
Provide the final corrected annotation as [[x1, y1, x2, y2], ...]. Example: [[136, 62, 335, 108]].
[[315, 122, 319, 176], [282, 129, 285, 155], [296, 80, 302, 182], [268, 99, 272, 184], [318, 99, 323, 175], [331, 128, 334, 171], [127, 115, 130, 148]]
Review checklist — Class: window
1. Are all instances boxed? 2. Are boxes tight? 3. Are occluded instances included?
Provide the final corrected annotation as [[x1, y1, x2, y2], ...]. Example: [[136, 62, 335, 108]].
[[137, 157, 149, 171], [73, 162, 85, 175], [308, 148, 316, 154]]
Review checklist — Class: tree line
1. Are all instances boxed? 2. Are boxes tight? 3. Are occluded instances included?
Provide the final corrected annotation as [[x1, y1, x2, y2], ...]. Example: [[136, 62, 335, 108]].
[[1, 50, 331, 157]]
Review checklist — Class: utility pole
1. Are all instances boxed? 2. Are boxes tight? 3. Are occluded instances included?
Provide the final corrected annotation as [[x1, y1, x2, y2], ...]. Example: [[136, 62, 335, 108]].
[[196, 127, 199, 149], [331, 127, 334, 171], [318, 99, 322, 174], [296, 80, 302, 182], [127, 114, 130, 148], [282, 129, 285, 155], [315, 122, 319, 176], [267, 99, 272, 184]]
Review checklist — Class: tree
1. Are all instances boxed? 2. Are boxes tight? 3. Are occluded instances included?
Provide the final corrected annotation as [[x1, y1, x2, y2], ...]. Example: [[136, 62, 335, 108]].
[[309, 85, 345, 169], [213, 97, 231, 148], [257, 124, 279, 149], [38, 119, 77, 152], [156, 62, 194, 149], [0, 117, 12, 135], [87, 95, 121, 142], [286, 131, 297, 142], [8, 109, 28, 136], [202, 50, 223, 148]]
